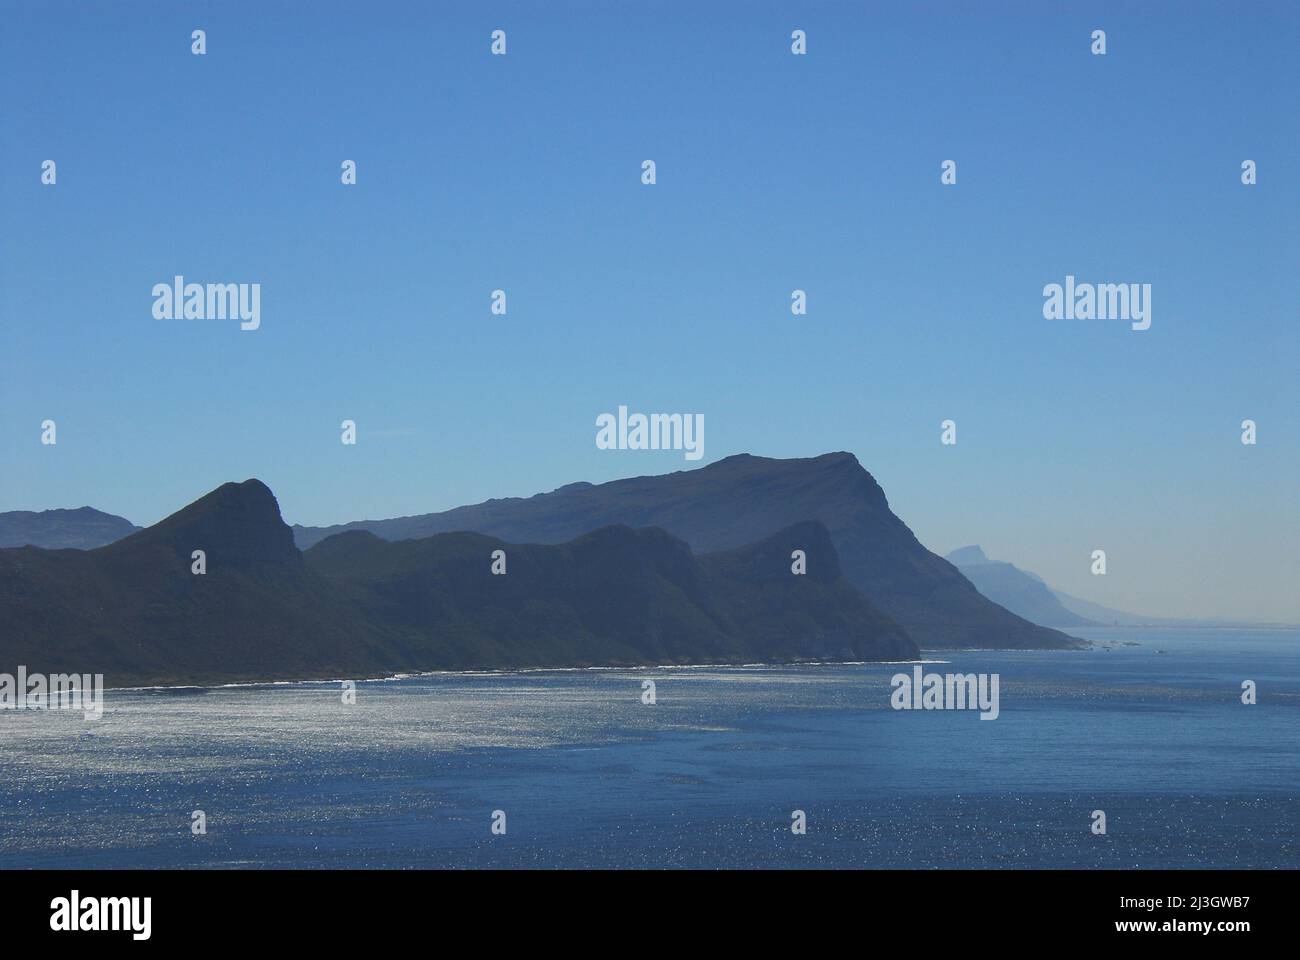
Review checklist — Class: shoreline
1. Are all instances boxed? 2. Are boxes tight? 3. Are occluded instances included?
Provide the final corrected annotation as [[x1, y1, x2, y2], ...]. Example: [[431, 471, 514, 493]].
[[92, 628, 1149, 693], [104, 656, 968, 694]]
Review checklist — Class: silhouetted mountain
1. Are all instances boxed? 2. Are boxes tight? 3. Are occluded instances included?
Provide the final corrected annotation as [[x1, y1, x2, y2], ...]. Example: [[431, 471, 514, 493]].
[[295, 453, 1082, 650], [0, 506, 138, 549], [0, 481, 410, 686], [944, 546, 1096, 628], [123, 479, 300, 565], [0, 481, 916, 686], [305, 518, 915, 669]]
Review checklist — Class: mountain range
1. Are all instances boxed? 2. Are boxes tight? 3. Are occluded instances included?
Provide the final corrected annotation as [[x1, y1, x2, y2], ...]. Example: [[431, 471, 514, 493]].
[[941, 545, 1269, 628], [5, 453, 1280, 659], [943, 546, 1096, 628], [0, 506, 139, 550], [0, 453, 1093, 686], [0, 477, 918, 686], [292, 453, 1080, 651]]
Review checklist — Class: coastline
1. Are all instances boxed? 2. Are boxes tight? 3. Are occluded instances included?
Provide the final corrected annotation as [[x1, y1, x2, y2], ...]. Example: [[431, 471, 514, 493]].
[[100, 656, 966, 694]]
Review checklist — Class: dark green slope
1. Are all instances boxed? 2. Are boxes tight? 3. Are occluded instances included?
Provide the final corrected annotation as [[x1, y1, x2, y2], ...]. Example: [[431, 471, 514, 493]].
[[0, 481, 917, 687], [0, 481, 412, 686], [294, 453, 1083, 650], [304, 518, 917, 669]]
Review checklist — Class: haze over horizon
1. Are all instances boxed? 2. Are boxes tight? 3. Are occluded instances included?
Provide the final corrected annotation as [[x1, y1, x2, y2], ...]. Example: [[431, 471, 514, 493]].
[[2, 1, 1297, 622]]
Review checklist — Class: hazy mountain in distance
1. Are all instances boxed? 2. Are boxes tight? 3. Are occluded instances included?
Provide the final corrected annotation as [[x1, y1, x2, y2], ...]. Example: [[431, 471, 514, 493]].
[[0, 506, 138, 549], [294, 452, 1083, 651], [1046, 589, 1284, 629], [945, 545, 997, 567], [944, 545, 1096, 628], [1048, 588, 1168, 626], [945, 546, 1290, 628], [0, 480, 917, 687]]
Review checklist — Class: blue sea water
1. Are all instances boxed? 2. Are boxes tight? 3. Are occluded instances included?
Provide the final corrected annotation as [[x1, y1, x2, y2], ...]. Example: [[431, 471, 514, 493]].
[[1, 627, 1296, 869]]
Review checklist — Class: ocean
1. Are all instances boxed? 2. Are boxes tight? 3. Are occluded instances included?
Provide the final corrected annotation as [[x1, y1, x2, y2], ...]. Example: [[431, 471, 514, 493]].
[[1, 627, 1296, 869]]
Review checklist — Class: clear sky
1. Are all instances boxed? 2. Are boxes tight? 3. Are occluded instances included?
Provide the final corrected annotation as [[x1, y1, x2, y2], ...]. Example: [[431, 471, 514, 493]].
[[2, 1, 1296, 621]]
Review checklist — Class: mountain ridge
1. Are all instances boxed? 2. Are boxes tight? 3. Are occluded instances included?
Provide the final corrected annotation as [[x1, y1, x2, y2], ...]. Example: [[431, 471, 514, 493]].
[[0, 478, 919, 686], [0, 506, 139, 550], [294, 452, 1083, 651], [944, 545, 1096, 628]]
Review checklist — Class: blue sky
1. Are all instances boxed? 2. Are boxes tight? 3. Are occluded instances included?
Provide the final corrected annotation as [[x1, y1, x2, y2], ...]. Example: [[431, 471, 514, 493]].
[[2, 1, 1296, 620]]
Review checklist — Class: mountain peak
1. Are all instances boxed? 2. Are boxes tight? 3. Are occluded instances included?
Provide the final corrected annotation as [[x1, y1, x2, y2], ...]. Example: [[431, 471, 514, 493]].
[[946, 545, 991, 565], [111, 479, 298, 565]]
